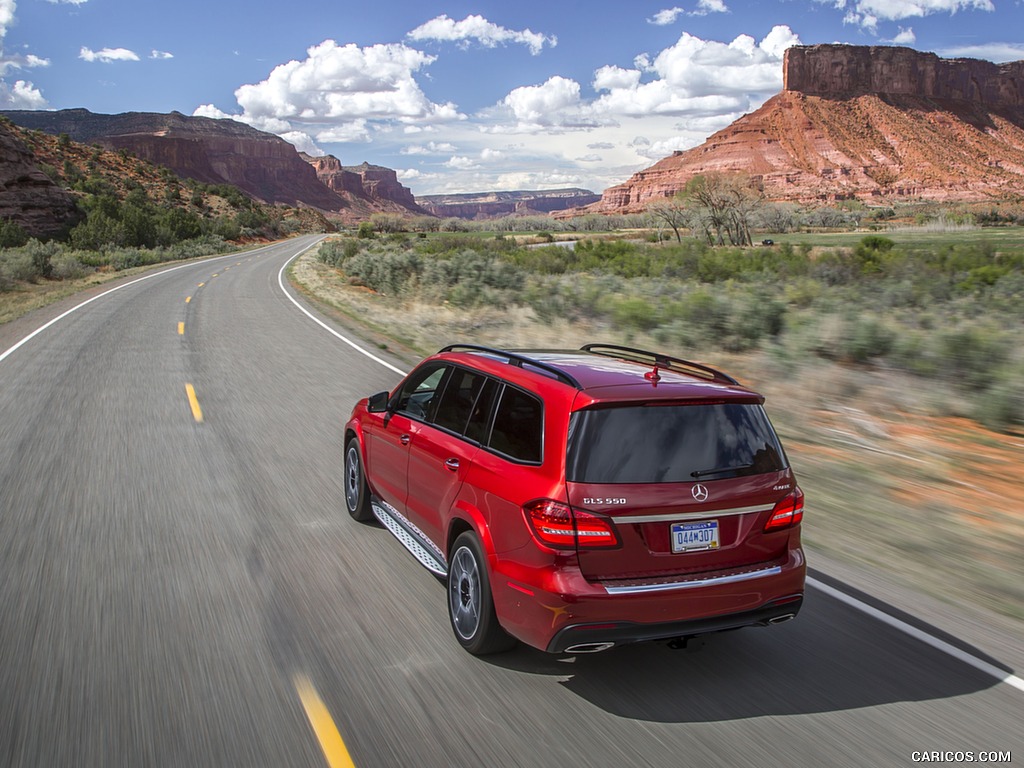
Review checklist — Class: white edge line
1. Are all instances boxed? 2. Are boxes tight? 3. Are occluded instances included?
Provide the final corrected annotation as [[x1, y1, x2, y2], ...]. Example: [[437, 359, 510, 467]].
[[277, 240, 406, 377], [0, 242, 284, 367], [275, 239, 1022, 697], [808, 577, 1024, 694]]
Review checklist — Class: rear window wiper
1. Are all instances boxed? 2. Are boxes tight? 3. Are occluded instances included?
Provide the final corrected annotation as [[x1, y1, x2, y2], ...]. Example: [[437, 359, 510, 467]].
[[691, 463, 755, 479]]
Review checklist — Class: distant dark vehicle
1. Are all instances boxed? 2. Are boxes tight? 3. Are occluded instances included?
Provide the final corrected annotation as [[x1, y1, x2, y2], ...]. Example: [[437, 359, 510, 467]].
[[762, 239, 774, 246]]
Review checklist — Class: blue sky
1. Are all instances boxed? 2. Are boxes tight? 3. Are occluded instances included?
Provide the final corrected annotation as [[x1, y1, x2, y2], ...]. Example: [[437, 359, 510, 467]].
[[2, 0, 1022, 196]]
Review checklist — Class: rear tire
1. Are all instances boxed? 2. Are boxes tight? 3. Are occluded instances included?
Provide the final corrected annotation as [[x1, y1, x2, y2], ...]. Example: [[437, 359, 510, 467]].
[[447, 532, 515, 655], [344, 437, 373, 522]]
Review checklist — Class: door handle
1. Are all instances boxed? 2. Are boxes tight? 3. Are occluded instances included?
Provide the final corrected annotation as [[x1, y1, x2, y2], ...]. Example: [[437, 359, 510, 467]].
[[400, 434, 411, 445], [444, 458, 460, 471]]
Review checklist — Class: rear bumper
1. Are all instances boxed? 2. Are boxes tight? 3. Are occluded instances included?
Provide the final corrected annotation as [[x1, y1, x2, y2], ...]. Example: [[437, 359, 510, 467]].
[[545, 594, 803, 653], [492, 546, 805, 653]]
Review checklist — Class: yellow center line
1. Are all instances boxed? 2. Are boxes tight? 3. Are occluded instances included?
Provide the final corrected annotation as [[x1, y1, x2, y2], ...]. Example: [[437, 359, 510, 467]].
[[185, 296, 192, 304], [185, 383, 204, 423], [198, 282, 205, 288], [178, 322, 185, 336], [294, 675, 357, 768]]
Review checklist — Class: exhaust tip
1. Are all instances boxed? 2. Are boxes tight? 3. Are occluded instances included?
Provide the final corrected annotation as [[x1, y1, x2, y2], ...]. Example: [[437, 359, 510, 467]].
[[565, 642, 615, 654], [767, 613, 796, 625]]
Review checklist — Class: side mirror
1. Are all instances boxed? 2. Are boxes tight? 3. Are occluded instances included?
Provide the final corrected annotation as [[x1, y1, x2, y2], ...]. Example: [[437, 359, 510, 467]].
[[367, 391, 390, 413]]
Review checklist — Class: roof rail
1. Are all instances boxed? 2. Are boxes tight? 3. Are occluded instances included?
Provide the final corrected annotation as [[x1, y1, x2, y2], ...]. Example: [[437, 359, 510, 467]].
[[439, 344, 582, 389], [580, 343, 740, 385]]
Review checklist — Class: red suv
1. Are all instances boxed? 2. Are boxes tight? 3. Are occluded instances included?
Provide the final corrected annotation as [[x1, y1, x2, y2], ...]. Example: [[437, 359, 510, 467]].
[[344, 344, 805, 655]]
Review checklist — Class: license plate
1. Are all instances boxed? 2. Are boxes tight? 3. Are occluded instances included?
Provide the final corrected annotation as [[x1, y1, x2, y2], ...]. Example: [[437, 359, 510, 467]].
[[671, 520, 719, 553]]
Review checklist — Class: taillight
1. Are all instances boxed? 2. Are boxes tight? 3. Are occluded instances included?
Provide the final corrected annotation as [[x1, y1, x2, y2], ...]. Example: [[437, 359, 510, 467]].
[[764, 488, 804, 532], [523, 499, 619, 549]]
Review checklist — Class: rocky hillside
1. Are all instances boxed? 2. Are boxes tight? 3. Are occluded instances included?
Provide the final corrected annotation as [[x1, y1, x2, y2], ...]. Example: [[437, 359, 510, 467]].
[[579, 44, 1024, 214], [1, 109, 425, 220], [417, 188, 601, 219], [0, 117, 332, 240], [0, 119, 80, 238]]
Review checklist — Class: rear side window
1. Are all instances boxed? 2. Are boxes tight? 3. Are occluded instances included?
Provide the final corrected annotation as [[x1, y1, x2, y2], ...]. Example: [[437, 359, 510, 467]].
[[566, 403, 786, 483], [488, 386, 543, 463]]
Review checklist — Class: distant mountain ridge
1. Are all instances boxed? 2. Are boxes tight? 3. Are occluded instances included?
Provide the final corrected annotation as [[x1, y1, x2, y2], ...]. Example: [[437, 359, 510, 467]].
[[0, 109, 423, 221], [575, 44, 1024, 214], [417, 189, 600, 219]]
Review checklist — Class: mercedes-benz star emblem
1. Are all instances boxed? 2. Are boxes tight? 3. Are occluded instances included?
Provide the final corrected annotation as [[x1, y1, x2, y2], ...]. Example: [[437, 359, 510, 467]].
[[691, 483, 709, 502]]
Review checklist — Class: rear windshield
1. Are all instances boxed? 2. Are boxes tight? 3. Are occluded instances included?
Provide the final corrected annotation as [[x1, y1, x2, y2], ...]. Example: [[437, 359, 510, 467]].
[[566, 403, 787, 484]]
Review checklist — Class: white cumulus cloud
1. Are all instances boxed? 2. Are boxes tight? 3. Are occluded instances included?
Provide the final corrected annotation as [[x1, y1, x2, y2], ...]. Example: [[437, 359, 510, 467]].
[[591, 26, 799, 118], [938, 42, 1024, 62], [195, 39, 465, 153], [484, 25, 798, 142], [0, 78, 46, 108], [79, 46, 140, 63], [149, 50, 174, 60], [408, 14, 556, 55], [694, 0, 729, 15], [649, 7, 685, 25], [888, 26, 917, 43], [823, 0, 993, 28]]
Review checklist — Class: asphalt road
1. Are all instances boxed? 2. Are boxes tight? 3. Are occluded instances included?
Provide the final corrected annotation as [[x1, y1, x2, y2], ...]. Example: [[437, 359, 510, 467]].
[[1, 235, 1020, 768]]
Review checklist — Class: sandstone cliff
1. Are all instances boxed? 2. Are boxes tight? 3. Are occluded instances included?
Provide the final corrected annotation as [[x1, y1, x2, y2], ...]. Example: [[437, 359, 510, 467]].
[[417, 189, 601, 219], [0, 120, 80, 238], [303, 155, 427, 219], [580, 44, 1024, 213]]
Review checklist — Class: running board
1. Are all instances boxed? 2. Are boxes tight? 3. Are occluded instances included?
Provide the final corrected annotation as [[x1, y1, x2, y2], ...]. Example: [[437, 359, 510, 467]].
[[371, 501, 448, 577]]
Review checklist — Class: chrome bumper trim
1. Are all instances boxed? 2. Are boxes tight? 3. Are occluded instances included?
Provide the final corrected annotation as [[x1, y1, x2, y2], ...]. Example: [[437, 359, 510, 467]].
[[610, 504, 773, 525], [603, 565, 783, 595]]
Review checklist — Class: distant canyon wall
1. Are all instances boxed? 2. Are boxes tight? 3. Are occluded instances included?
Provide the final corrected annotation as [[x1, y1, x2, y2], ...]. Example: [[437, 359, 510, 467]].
[[783, 44, 1024, 108]]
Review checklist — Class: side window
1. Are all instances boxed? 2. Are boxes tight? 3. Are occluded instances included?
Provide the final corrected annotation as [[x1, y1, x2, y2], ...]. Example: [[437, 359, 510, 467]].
[[464, 379, 500, 444], [488, 386, 543, 463], [393, 364, 447, 422], [432, 367, 489, 435]]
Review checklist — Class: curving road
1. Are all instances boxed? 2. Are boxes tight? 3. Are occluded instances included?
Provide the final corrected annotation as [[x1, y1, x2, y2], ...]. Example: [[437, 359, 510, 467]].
[[1, 235, 1020, 767]]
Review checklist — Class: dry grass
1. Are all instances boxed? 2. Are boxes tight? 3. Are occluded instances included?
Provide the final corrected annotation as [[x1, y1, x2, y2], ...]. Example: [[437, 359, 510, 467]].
[[0, 268, 134, 325], [291, 250, 1024, 623]]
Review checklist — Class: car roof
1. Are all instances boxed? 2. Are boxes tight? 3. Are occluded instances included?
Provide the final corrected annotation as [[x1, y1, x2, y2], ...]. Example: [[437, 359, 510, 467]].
[[434, 345, 762, 404]]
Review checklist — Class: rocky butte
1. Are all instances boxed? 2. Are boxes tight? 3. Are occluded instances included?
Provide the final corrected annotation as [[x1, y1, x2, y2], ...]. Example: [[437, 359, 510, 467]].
[[577, 44, 1024, 214]]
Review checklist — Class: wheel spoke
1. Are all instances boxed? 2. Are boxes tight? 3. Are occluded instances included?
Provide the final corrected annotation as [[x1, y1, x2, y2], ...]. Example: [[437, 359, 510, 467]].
[[449, 548, 481, 640]]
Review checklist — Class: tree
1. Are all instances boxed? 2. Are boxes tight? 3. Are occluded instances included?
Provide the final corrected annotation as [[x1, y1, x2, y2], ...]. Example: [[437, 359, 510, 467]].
[[683, 173, 764, 246], [647, 195, 689, 243]]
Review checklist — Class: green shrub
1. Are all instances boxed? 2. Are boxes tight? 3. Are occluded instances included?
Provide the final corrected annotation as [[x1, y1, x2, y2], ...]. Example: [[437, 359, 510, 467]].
[[0, 219, 29, 248]]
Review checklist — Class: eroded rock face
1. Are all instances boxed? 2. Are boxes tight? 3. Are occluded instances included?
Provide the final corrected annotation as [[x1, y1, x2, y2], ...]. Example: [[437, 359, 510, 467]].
[[302, 155, 428, 219], [575, 44, 1024, 213], [0, 122, 80, 238], [784, 44, 1024, 107]]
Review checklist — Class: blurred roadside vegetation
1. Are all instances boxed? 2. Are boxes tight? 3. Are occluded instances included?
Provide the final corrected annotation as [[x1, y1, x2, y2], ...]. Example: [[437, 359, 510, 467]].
[[318, 225, 1024, 434]]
